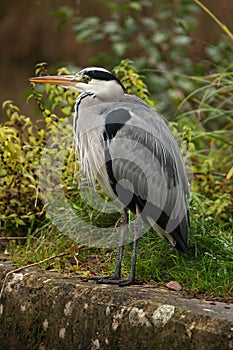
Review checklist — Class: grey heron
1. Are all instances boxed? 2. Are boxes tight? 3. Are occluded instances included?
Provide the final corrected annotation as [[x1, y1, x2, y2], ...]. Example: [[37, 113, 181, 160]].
[[30, 67, 190, 286]]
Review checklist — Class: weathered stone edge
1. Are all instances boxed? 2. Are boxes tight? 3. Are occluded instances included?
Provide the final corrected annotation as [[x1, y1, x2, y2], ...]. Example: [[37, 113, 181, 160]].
[[0, 262, 232, 350]]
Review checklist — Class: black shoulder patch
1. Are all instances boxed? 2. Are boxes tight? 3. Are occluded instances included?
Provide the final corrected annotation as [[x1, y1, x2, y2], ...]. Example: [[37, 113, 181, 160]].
[[103, 108, 131, 141]]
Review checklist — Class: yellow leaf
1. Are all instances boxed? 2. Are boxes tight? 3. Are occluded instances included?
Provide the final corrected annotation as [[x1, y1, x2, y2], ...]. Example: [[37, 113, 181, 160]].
[[226, 166, 233, 181]]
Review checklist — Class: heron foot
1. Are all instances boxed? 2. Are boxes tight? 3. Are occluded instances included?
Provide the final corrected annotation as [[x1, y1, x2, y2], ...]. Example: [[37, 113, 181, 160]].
[[86, 275, 144, 287], [118, 278, 144, 287], [86, 275, 120, 285]]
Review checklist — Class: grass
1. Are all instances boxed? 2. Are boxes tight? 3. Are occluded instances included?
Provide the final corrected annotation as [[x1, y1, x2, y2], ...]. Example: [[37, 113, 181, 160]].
[[8, 199, 233, 301], [121, 197, 233, 300], [136, 222, 233, 299]]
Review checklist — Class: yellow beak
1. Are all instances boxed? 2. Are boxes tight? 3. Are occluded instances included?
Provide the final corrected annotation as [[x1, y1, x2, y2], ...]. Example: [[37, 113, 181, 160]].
[[29, 75, 82, 88]]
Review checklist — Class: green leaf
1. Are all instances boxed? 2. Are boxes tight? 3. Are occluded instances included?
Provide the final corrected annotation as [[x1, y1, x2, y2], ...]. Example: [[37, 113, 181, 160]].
[[129, 2, 142, 11]]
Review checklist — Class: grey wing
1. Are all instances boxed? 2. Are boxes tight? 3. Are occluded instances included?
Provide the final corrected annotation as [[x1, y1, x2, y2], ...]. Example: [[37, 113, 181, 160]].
[[104, 104, 189, 253]]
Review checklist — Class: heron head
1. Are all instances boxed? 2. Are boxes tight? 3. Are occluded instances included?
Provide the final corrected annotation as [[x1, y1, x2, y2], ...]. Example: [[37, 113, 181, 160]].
[[30, 67, 124, 97]]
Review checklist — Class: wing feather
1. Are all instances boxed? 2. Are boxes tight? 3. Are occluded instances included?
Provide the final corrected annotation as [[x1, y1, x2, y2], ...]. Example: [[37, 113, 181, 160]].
[[76, 96, 190, 252], [104, 101, 189, 252]]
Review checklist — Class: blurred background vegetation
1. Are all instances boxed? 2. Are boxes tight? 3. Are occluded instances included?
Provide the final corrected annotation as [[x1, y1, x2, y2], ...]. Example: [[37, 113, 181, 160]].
[[0, 0, 232, 298], [0, 0, 233, 117]]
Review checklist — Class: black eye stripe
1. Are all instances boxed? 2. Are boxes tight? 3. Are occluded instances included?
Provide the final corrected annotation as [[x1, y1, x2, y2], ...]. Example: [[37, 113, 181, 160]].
[[81, 69, 125, 90], [75, 68, 125, 90], [85, 70, 115, 81]]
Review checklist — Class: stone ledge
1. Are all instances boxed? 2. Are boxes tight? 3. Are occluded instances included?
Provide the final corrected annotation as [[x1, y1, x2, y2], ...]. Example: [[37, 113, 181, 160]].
[[0, 262, 232, 350]]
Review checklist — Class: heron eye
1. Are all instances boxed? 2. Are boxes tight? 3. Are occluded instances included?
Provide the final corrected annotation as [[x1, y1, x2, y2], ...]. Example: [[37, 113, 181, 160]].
[[82, 75, 91, 84]]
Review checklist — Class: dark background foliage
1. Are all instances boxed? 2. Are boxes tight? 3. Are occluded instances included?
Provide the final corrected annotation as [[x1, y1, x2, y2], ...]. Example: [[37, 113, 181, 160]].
[[0, 0, 233, 118]]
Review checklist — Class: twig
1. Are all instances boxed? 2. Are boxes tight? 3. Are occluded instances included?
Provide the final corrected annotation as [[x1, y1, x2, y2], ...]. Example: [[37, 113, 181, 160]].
[[188, 171, 227, 178], [0, 237, 27, 241], [0, 250, 73, 300], [194, 0, 233, 41]]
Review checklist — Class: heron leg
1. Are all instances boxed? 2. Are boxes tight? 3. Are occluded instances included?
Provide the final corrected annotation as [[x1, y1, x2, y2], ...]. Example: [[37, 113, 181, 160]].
[[87, 208, 128, 284], [118, 205, 143, 287], [112, 207, 128, 278], [87, 207, 144, 286]]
